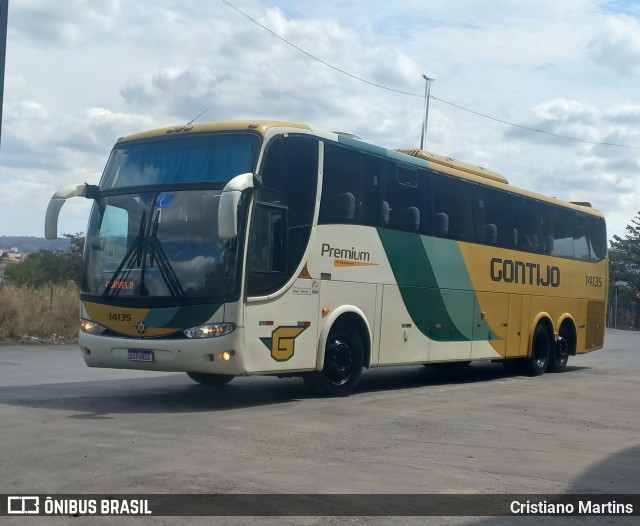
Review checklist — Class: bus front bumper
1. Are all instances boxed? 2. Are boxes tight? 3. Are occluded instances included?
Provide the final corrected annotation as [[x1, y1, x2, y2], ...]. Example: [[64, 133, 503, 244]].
[[77, 328, 247, 376]]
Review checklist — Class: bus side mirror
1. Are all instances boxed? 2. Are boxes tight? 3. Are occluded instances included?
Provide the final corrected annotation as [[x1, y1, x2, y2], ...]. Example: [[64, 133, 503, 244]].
[[45, 183, 99, 239], [218, 173, 256, 239]]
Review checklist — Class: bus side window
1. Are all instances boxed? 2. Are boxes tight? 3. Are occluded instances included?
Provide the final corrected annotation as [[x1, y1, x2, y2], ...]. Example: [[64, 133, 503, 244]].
[[545, 206, 563, 257], [473, 187, 513, 248], [574, 214, 590, 261], [514, 199, 544, 254], [381, 162, 427, 233], [248, 135, 318, 296], [319, 143, 380, 227], [431, 173, 473, 242], [588, 215, 607, 262], [249, 203, 285, 273]]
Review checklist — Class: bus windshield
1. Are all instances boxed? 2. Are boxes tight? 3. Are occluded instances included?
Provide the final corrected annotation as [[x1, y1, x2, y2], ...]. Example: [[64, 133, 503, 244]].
[[83, 189, 246, 301], [101, 132, 260, 189], [82, 132, 259, 301]]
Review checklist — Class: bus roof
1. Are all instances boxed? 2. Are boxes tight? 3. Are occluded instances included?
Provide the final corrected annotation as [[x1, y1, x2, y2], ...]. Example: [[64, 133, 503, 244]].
[[117, 120, 312, 142], [115, 120, 604, 218], [396, 149, 509, 184]]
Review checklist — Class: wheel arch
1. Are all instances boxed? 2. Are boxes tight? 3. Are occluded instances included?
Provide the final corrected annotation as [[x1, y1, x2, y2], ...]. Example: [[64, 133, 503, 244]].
[[528, 313, 555, 358], [557, 314, 578, 356], [316, 306, 372, 371]]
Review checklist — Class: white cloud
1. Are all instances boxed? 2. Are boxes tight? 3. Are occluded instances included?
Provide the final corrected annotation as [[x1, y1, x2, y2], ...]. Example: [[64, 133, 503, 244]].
[[0, 0, 638, 241], [590, 15, 640, 75]]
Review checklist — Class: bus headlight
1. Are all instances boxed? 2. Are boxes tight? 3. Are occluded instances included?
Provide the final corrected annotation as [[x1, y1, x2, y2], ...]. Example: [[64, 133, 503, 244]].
[[184, 323, 235, 339], [80, 319, 107, 335]]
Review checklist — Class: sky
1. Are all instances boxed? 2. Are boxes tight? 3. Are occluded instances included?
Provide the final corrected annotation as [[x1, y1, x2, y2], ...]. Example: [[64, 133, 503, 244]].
[[1, 0, 639, 241]]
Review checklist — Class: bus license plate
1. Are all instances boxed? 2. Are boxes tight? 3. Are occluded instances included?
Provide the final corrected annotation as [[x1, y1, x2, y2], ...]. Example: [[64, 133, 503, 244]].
[[128, 350, 154, 362]]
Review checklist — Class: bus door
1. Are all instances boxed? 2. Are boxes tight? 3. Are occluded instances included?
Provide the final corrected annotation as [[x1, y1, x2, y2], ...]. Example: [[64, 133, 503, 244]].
[[244, 277, 321, 374], [242, 134, 321, 373], [242, 198, 320, 373]]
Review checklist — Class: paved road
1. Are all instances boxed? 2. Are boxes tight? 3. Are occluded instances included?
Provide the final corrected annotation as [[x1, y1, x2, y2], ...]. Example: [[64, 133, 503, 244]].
[[1, 330, 639, 525]]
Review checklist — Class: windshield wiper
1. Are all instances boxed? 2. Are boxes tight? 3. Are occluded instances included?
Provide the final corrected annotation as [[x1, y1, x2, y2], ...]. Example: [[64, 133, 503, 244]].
[[147, 209, 185, 300], [103, 211, 147, 297]]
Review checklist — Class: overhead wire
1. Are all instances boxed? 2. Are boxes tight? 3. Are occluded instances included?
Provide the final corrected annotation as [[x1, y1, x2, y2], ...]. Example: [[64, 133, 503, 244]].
[[430, 95, 640, 150], [221, 0, 640, 151], [221, 0, 421, 97]]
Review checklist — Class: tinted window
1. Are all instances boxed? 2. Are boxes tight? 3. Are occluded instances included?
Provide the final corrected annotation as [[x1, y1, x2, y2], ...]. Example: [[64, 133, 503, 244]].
[[432, 173, 474, 241], [101, 133, 260, 189], [573, 214, 591, 261], [513, 198, 545, 254], [248, 136, 319, 296], [473, 186, 514, 248], [381, 162, 428, 234], [588, 215, 607, 261], [319, 143, 380, 226], [546, 206, 576, 258]]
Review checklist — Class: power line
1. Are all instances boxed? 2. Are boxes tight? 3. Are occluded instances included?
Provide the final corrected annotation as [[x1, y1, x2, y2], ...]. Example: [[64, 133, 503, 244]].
[[222, 0, 640, 151], [221, 0, 421, 98], [431, 95, 640, 150]]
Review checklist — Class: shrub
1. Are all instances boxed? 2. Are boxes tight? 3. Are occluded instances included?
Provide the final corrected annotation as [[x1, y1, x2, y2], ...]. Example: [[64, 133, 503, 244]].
[[0, 282, 79, 342]]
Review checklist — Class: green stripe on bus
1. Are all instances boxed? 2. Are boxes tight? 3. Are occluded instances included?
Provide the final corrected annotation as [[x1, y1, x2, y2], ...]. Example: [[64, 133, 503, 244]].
[[377, 229, 498, 342]]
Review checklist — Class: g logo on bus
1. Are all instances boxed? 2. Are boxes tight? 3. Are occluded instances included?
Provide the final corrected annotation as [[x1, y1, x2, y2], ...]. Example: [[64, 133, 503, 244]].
[[260, 326, 308, 362]]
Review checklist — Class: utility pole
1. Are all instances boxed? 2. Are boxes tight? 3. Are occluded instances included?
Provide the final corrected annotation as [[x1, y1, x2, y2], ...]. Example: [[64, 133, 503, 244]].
[[0, 0, 8, 150], [420, 74, 434, 150]]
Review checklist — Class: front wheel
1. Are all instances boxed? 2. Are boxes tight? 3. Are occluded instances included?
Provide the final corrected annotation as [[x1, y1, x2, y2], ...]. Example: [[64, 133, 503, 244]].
[[523, 323, 551, 376], [187, 372, 235, 386], [304, 326, 364, 397]]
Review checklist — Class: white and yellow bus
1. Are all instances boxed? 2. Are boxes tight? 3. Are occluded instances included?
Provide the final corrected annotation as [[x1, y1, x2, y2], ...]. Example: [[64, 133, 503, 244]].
[[45, 120, 607, 396]]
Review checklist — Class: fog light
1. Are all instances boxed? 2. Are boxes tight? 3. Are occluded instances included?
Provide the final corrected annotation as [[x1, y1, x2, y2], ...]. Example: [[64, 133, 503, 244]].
[[80, 319, 107, 335], [217, 350, 235, 362], [184, 323, 235, 339]]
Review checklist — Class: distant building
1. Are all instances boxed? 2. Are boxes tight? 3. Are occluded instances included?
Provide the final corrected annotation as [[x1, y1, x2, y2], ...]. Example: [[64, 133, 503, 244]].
[[0, 247, 29, 282]]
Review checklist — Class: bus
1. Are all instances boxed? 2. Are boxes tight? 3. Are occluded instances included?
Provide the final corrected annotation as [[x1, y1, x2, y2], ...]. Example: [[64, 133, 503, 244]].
[[44, 120, 608, 396]]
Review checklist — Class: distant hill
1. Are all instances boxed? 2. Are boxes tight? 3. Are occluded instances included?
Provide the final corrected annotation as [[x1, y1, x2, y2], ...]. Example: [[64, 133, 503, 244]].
[[0, 236, 71, 254]]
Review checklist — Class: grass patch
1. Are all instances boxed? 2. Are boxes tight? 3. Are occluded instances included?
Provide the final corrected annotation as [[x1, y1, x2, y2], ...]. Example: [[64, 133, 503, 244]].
[[0, 282, 79, 342]]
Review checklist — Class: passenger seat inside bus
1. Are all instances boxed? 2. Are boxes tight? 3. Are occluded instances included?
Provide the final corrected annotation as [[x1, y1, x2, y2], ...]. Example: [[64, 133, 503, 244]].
[[389, 206, 420, 232], [475, 223, 498, 244], [382, 201, 390, 226], [545, 235, 555, 255], [521, 234, 539, 252], [434, 212, 449, 237], [322, 192, 356, 222]]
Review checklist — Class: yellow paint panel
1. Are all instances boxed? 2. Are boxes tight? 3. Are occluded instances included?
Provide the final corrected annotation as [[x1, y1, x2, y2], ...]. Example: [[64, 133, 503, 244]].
[[459, 243, 607, 302], [83, 302, 180, 337], [473, 292, 509, 357]]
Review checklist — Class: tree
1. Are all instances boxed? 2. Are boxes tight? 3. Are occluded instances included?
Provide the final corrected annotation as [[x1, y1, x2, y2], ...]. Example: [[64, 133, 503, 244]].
[[4, 233, 85, 287], [609, 212, 640, 329]]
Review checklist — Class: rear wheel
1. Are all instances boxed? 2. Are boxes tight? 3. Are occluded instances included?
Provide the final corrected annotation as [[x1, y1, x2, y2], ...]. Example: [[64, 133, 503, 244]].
[[186, 372, 235, 386], [549, 324, 572, 373], [304, 325, 364, 397], [523, 322, 551, 376]]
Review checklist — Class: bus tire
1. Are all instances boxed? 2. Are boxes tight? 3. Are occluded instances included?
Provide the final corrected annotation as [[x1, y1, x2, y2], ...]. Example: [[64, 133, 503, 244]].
[[548, 325, 572, 373], [304, 325, 364, 397], [186, 372, 235, 386], [524, 322, 551, 376]]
